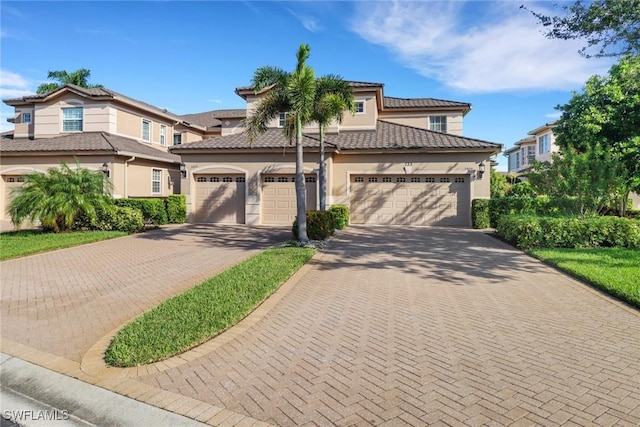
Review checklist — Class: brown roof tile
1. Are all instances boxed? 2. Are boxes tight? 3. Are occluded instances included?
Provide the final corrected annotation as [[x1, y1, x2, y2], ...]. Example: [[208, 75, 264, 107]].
[[171, 128, 320, 151], [1, 132, 180, 162], [179, 109, 246, 128], [383, 96, 470, 109]]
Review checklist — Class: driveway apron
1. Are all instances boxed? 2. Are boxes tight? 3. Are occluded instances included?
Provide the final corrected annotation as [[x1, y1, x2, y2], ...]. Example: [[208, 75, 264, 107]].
[[138, 226, 640, 426], [0, 225, 289, 363]]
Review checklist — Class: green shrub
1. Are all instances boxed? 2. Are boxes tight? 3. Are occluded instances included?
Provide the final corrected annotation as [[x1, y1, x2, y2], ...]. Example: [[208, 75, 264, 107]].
[[115, 198, 168, 225], [488, 196, 580, 227], [472, 199, 490, 229], [505, 181, 536, 198], [496, 215, 640, 249], [292, 210, 336, 240], [166, 195, 186, 224], [74, 205, 143, 233], [329, 204, 349, 230]]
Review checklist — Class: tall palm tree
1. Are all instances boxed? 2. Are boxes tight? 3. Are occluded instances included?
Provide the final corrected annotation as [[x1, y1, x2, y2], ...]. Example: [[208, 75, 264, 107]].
[[36, 68, 103, 95], [8, 161, 113, 232], [246, 44, 316, 243], [312, 76, 355, 210]]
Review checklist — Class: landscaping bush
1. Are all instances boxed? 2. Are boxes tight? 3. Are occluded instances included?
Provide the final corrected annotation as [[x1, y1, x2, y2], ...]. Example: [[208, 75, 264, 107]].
[[165, 195, 186, 224], [329, 204, 349, 230], [496, 215, 640, 249], [115, 198, 168, 225], [488, 196, 579, 227], [472, 199, 490, 229], [292, 210, 336, 240], [74, 205, 144, 233], [504, 181, 536, 198]]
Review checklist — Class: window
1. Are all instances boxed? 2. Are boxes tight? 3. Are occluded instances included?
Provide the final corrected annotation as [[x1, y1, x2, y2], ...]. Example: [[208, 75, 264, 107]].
[[173, 133, 182, 146], [142, 119, 151, 142], [440, 177, 450, 183], [278, 113, 288, 127], [223, 177, 233, 182], [527, 146, 536, 163], [355, 101, 365, 114], [382, 177, 393, 183], [23, 112, 32, 123], [514, 151, 521, 169], [197, 176, 207, 182], [410, 177, 421, 183], [368, 177, 378, 183], [210, 177, 220, 182], [62, 107, 83, 132], [429, 116, 447, 133], [160, 125, 166, 146], [396, 177, 406, 183], [236, 177, 246, 183], [354, 176, 364, 183], [454, 177, 465, 183], [425, 177, 436, 183], [152, 169, 161, 193], [264, 176, 275, 183], [538, 134, 550, 154], [278, 176, 290, 182], [305, 176, 316, 183]]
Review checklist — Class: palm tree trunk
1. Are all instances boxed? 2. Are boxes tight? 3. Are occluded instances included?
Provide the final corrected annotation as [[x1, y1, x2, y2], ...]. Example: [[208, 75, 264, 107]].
[[319, 126, 326, 211], [295, 115, 309, 243]]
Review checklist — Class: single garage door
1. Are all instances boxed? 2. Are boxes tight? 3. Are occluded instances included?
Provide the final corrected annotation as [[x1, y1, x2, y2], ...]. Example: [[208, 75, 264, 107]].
[[350, 175, 470, 226], [3, 175, 24, 220], [262, 174, 317, 225], [194, 174, 245, 223]]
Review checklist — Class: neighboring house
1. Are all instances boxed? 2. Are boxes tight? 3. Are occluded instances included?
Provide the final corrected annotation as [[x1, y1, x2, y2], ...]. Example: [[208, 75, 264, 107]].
[[172, 81, 502, 227], [505, 122, 558, 173], [0, 84, 198, 222]]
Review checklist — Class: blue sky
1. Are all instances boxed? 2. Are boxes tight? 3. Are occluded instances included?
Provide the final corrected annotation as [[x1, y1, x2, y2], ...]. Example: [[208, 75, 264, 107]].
[[0, 1, 615, 170]]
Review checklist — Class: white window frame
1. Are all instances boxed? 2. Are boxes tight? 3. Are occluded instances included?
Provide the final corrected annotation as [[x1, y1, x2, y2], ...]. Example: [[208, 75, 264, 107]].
[[514, 151, 521, 170], [152, 169, 162, 194], [160, 124, 166, 146], [527, 145, 536, 163], [142, 119, 151, 142], [278, 112, 288, 127], [354, 101, 365, 114], [62, 107, 83, 132], [538, 134, 550, 154], [23, 112, 32, 123], [429, 116, 447, 133]]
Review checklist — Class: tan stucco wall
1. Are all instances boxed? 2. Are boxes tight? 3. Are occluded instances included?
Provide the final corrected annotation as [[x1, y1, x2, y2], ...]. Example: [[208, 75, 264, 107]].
[[220, 118, 245, 136], [379, 112, 464, 135], [13, 108, 35, 138], [115, 108, 175, 151], [339, 93, 378, 130], [33, 95, 116, 138]]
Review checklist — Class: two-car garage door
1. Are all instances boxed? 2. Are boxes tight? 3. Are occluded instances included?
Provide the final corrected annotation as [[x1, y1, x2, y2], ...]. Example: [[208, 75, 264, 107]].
[[350, 175, 470, 226]]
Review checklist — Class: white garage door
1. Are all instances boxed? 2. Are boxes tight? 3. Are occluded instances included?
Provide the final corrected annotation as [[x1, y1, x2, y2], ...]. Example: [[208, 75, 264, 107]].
[[262, 174, 317, 225], [3, 175, 24, 220], [350, 175, 470, 226], [194, 174, 245, 223]]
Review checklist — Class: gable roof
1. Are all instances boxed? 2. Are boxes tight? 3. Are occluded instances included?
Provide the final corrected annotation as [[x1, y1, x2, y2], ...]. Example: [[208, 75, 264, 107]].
[[179, 109, 247, 128], [1, 132, 180, 163], [171, 120, 501, 153], [383, 96, 470, 110]]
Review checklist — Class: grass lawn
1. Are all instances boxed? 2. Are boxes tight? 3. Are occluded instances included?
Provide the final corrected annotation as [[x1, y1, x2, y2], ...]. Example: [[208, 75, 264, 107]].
[[529, 247, 640, 308], [0, 230, 128, 261], [105, 246, 315, 367]]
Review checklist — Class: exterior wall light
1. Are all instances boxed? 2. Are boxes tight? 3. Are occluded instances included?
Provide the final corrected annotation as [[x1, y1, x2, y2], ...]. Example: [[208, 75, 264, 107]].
[[180, 162, 187, 178], [478, 161, 486, 179], [102, 162, 110, 178]]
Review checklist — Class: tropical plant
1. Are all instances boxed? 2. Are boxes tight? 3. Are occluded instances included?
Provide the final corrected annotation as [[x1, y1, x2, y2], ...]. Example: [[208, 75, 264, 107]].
[[490, 168, 509, 198], [36, 68, 103, 95], [312, 76, 355, 210], [246, 44, 317, 243], [521, 0, 640, 58], [8, 161, 113, 232]]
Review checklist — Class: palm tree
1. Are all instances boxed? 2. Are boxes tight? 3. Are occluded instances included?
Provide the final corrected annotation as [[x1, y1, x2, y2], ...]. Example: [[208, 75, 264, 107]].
[[36, 68, 103, 95], [312, 76, 355, 210], [246, 44, 316, 243], [8, 161, 113, 232]]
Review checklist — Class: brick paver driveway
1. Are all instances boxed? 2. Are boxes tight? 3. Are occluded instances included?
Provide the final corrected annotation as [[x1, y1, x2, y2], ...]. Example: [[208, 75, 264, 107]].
[[1, 225, 289, 363], [139, 227, 640, 426]]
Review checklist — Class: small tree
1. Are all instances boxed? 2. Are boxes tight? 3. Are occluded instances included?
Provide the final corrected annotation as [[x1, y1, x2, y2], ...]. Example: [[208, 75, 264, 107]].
[[9, 161, 113, 232], [36, 68, 103, 95], [527, 146, 626, 217], [490, 169, 509, 198]]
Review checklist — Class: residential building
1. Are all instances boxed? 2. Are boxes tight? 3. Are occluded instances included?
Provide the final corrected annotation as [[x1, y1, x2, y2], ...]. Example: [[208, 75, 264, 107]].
[[505, 122, 558, 173]]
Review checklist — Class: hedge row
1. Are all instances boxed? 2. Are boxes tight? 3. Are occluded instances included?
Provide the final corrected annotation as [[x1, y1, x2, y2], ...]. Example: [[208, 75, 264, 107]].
[[472, 196, 586, 229], [114, 195, 186, 225], [292, 205, 350, 241], [74, 205, 144, 233], [496, 215, 640, 249]]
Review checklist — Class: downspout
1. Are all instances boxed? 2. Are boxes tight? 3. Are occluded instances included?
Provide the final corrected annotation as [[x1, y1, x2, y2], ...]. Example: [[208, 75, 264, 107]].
[[124, 156, 135, 198]]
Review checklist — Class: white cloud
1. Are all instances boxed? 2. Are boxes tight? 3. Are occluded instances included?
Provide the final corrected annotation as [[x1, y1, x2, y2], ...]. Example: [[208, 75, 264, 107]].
[[352, 1, 613, 93], [0, 70, 34, 100], [286, 7, 322, 33]]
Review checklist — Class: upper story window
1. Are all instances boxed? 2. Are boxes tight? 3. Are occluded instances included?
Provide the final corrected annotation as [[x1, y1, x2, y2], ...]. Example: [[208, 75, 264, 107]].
[[429, 116, 447, 133], [355, 101, 365, 114], [142, 119, 151, 142], [160, 125, 166, 146], [538, 134, 550, 154], [278, 112, 288, 127], [173, 133, 182, 146], [23, 112, 32, 123], [514, 151, 521, 169], [527, 146, 535, 163], [62, 107, 83, 132]]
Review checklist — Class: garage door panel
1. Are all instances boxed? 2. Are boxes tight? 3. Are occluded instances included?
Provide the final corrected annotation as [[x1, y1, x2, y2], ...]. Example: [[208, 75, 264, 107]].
[[194, 175, 245, 224], [3, 176, 24, 220], [350, 175, 469, 226], [262, 175, 317, 225]]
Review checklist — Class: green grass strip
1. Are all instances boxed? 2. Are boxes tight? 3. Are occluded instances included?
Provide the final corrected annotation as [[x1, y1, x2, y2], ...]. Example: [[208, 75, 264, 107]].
[[0, 230, 127, 261], [105, 246, 315, 367], [529, 247, 640, 308]]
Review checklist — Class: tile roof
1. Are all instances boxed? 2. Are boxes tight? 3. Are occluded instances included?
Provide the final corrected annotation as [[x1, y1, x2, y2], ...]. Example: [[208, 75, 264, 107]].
[[179, 109, 246, 128], [172, 121, 501, 152], [383, 96, 470, 109], [234, 80, 384, 93], [1, 132, 180, 162]]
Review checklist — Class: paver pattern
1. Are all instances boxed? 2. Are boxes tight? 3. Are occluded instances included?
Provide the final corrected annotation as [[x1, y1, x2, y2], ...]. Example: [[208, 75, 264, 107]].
[[0, 225, 289, 362], [139, 227, 640, 426]]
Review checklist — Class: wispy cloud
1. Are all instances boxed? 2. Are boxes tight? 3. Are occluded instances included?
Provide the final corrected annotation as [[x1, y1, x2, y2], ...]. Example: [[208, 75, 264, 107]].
[[286, 7, 322, 33], [0, 70, 35, 99], [352, 1, 612, 93]]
